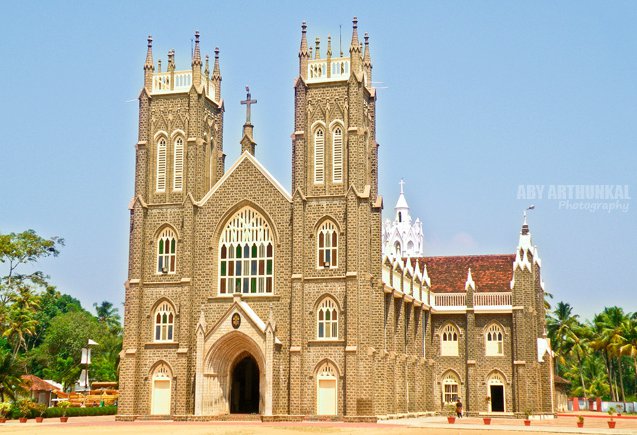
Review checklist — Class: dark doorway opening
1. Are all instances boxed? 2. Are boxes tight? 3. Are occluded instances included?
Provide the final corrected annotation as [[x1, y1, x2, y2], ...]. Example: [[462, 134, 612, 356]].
[[490, 385, 505, 412], [230, 355, 260, 414]]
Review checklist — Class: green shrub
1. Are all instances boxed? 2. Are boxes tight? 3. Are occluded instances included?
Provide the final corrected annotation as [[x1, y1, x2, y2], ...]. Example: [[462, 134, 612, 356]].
[[6, 405, 117, 419]]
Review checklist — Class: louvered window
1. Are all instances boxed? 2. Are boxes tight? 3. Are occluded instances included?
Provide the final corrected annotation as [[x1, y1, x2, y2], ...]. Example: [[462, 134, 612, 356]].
[[332, 127, 343, 183], [156, 138, 167, 192], [314, 129, 324, 184], [173, 137, 184, 191]]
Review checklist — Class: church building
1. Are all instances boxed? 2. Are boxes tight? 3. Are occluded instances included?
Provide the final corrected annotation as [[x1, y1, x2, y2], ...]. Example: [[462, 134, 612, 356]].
[[118, 18, 554, 420]]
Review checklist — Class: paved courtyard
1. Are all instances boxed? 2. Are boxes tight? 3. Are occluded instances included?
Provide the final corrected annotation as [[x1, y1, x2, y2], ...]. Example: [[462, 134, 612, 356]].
[[1, 414, 637, 434]]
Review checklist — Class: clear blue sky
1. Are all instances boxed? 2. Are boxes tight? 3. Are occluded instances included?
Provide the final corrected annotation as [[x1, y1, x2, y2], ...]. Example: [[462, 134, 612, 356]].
[[1, 1, 635, 320]]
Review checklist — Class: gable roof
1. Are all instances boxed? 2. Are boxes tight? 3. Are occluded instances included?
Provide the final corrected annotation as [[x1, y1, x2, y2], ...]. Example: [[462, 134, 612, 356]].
[[21, 374, 60, 392], [410, 254, 515, 293], [197, 151, 291, 206]]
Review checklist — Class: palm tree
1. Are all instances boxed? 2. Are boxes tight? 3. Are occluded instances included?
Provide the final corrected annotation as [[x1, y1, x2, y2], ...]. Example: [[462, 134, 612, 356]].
[[547, 302, 579, 375], [0, 349, 25, 401], [93, 301, 121, 333]]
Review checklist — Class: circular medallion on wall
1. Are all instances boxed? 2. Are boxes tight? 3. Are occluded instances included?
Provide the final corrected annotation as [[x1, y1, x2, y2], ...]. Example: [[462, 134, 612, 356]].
[[232, 313, 241, 329]]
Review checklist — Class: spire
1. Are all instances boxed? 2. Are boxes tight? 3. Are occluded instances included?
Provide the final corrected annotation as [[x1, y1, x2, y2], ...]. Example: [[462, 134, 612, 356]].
[[212, 47, 222, 101], [395, 179, 411, 223], [144, 35, 154, 90], [349, 17, 362, 73], [327, 35, 332, 57], [299, 21, 309, 79], [363, 32, 372, 84], [240, 86, 257, 155], [315, 37, 320, 59], [168, 49, 175, 72], [192, 31, 202, 86], [465, 268, 476, 291], [204, 54, 210, 78]]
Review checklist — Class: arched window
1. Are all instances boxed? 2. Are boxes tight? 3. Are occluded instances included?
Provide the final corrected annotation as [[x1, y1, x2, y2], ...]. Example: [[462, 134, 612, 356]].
[[317, 298, 338, 339], [173, 137, 184, 191], [157, 228, 176, 274], [394, 241, 401, 257], [486, 324, 504, 356], [332, 126, 343, 183], [314, 129, 324, 184], [441, 324, 459, 356], [316, 362, 338, 415], [442, 372, 460, 404], [154, 302, 174, 342], [317, 221, 338, 268], [156, 138, 167, 192], [219, 207, 274, 295]]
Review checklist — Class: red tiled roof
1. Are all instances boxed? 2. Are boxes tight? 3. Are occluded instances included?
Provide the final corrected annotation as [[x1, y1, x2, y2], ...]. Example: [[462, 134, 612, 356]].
[[21, 374, 60, 392], [411, 254, 515, 293]]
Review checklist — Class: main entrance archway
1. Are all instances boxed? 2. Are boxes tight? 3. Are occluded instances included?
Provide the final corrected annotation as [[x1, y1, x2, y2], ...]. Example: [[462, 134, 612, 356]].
[[230, 355, 260, 413]]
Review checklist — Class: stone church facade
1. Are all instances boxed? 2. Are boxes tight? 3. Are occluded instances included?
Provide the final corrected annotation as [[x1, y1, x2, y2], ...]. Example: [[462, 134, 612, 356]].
[[118, 19, 554, 420]]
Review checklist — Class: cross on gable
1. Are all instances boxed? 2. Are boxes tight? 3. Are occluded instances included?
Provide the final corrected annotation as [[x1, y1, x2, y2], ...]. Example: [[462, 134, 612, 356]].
[[240, 86, 257, 124]]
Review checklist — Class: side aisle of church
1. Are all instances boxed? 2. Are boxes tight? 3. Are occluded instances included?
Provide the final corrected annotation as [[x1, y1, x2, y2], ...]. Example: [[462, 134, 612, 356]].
[[118, 18, 554, 421]]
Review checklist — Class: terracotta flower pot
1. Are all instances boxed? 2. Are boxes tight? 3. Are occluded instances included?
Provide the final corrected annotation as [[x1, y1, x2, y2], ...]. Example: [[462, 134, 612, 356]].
[[36, 416, 44, 423], [608, 421, 616, 428], [60, 416, 69, 423], [483, 417, 491, 425], [447, 416, 456, 424], [0, 418, 6, 423], [577, 422, 584, 428], [524, 419, 531, 426], [19, 417, 27, 423]]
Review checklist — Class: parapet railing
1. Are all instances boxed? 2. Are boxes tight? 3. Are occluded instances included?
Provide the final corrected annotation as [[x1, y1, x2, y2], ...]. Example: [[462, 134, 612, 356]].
[[151, 70, 215, 100], [307, 57, 350, 83]]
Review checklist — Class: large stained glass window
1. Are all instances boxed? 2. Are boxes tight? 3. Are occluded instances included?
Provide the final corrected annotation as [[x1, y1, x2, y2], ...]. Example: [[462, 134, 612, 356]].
[[219, 207, 273, 295]]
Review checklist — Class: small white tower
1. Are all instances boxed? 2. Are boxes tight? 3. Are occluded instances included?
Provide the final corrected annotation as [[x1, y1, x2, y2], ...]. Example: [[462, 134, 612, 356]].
[[382, 179, 424, 257]]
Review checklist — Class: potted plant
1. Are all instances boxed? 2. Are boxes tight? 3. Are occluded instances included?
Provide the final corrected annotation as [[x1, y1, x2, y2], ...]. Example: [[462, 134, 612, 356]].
[[17, 399, 31, 423], [483, 396, 491, 425], [33, 402, 47, 423], [523, 409, 532, 426], [446, 403, 456, 424], [0, 402, 11, 423], [58, 400, 71, 422], [577, 415, 584, 428], [608, 407, 616, 429]]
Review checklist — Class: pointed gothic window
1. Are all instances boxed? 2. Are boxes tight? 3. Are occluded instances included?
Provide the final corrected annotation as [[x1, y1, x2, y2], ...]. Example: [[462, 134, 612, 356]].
[[317, 221, 338, 268], [485, 324, 504, 356], [218, 207, 274, 295], [317, 298, 338, 340], [314, 129, 324, 184], [441, 323, 459, 356], [442, 372, 460, 404], [156, 138, 167, 192], [173, 137, 184, 191], [157, 228, 176, 274], [332, 126, 343, 183], [153, 302, 175, 342]]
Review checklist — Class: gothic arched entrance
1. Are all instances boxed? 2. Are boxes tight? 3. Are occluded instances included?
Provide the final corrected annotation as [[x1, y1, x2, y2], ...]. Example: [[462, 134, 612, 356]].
[[230, 354, 260, 413]]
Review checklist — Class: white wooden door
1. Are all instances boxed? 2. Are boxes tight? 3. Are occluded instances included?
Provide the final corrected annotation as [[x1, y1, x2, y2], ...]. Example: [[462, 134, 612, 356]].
[[317, 379, 337, 415], [151, 379, 171, 415]]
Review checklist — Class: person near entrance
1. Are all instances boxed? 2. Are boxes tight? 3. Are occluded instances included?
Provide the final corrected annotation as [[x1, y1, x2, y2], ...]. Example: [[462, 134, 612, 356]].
[[455, 397, 463, 418]]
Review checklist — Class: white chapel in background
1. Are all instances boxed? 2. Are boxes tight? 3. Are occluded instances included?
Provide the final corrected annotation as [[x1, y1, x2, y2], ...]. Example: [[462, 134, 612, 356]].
[[382, 179, 424, 257]]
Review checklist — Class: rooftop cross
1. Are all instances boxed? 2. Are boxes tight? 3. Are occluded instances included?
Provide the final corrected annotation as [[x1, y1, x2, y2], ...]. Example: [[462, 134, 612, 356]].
[[240, 86, 257, 124], [399, 178, 405, 194]]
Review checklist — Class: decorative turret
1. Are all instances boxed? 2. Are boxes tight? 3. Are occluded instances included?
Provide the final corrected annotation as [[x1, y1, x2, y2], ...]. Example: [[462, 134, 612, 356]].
[[299, 21, 309, 80], [382, 180, 424, 257], [363, 32, 372, 84], [192, 31, 202, 86], [168, 49, 175, 72], [212, 47, 222, 101], [349, 17, 362, 73], [240, 86, 257, 155], [144, 35, 154, 90], [513, 208, 540, 271]]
